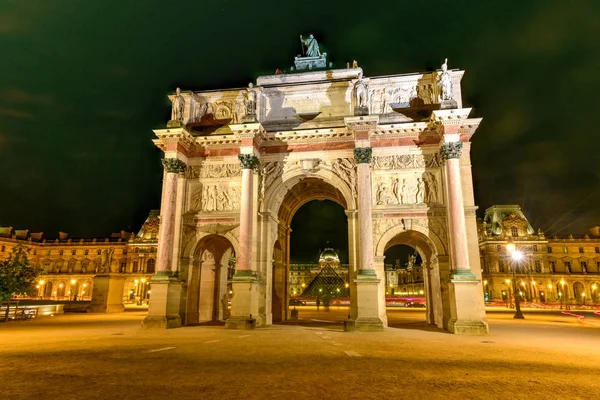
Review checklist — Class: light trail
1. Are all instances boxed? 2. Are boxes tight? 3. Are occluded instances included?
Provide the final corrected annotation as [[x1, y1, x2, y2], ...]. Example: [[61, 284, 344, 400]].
[[561, 311, 600, 327]]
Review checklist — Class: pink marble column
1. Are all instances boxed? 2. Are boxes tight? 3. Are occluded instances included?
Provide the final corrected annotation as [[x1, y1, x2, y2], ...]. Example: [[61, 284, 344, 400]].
[[156, 158, 186, 273], [354, 147, 376, 275], [236, 154, 259, 274], [440, 141, 473, 277]]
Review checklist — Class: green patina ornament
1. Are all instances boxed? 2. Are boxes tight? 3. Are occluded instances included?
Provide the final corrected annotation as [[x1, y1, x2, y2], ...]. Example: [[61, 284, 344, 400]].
[[353, 147, 373, 164], [238, 154, 260, 170], [440, 142, 463, 161], [162, 158, 187, 173]]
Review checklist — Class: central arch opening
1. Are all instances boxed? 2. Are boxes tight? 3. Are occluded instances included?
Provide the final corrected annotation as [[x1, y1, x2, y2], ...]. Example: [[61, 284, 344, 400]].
[[271, 177, 351, 324]]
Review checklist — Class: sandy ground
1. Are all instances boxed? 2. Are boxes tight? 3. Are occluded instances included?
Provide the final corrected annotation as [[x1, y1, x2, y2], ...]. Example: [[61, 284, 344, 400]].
[[1, 309, 599, 400]]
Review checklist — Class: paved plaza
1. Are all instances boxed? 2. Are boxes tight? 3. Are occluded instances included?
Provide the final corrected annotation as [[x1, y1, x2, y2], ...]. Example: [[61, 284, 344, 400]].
[[1, 310, 599, 400]]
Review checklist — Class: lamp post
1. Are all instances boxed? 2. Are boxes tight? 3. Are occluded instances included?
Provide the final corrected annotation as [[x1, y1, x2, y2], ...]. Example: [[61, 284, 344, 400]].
[[506, 240, 525, 319], [560, 279, 569, 310]]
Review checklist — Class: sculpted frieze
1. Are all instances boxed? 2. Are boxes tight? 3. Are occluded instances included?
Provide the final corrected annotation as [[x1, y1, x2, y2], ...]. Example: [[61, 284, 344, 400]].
[[373, 153, 441, 170], [186, 164, 241, 180]]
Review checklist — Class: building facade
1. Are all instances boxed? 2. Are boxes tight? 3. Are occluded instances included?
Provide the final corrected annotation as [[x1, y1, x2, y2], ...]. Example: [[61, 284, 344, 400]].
[[144, 37, 488, 334], [0, 212, 159, 304], [479, 205, 600, 305]]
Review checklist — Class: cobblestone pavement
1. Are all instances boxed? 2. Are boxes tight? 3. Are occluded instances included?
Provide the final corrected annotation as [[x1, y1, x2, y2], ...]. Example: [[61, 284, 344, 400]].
[[1, 310, 598, 400]]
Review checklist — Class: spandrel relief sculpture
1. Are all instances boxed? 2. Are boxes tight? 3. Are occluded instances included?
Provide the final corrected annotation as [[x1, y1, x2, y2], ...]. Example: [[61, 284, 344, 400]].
[[373, 173, 440, 206], [189, 183, 241, 212]]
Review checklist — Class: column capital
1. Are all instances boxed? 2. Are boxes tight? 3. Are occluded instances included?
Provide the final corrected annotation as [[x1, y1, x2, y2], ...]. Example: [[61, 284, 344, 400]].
[[162, 158, 187, 173], [238, 153, 260, 170], [353, 147, 373, 164], [440, 141, 463, 161]]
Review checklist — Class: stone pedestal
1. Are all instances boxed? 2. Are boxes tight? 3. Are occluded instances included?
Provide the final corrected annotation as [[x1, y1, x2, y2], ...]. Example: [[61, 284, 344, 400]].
[[294, 54, 327, 70], [225, 275, 259, 329], [447, 277, 489, 335], [141, 273, 182, 330], [87, 274, 126, 313], [345, 274, 384, 332], [354, 106, 369, 116]]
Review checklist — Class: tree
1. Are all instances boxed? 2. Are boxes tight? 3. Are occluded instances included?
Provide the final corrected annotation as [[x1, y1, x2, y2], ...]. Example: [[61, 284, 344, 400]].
[[0, 244, 38, 302]]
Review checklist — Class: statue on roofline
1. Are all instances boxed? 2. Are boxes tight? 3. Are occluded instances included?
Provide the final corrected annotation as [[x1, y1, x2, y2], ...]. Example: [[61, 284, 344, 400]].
[[300, 34, 321, 58]]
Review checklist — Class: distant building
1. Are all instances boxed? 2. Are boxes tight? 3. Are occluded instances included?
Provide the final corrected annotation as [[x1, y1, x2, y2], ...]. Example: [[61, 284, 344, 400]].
[[289, 248, 349, 297], [0, 212, 159, 303], [479, 205, 600, 305], [384, 255, 425, 297]]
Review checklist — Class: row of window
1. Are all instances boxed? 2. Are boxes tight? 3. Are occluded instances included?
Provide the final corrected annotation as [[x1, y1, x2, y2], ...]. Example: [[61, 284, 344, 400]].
[[496, 259, 600, 273], [495, 245, 600, 254]]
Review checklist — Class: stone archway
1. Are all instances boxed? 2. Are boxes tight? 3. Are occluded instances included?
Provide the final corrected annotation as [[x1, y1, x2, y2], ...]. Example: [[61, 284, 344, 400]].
[[186, 234, 235, 325], [376, 226, 448, 329], [267, 175, 353, 323]]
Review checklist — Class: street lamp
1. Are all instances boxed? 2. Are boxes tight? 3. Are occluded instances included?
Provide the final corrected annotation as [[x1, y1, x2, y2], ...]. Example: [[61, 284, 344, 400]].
[[506, 240, 524, 319], [560, 279, 569, 310]]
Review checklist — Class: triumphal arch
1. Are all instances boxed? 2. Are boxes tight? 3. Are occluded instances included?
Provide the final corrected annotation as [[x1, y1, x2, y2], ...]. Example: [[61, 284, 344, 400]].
[[143, 37, 489, 335]]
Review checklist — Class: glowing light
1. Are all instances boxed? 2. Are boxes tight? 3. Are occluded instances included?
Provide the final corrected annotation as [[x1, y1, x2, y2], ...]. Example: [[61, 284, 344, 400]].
[[548, 284, 552, 289], [532, 282, 536, 286], [582, 293, 586, 297], [35, 285, 40, 289], [521, 281, 525, 286], [505, 279, 511, 284], [560, 280, 565, 286], [70, 279, 76, 284], [141, 278, 146, 283], [147, 290, 151, 294], [419, 290, 424, 295], [511, 251, 523, 261], [592, 285, 597, 290], [483, 280, 488, 285], [135, 280, 139, 284], [506, 242, 516, 253], [83, 283, 87, 287], [39, 280, 45, 285], [58, 284, 63, 288], [345, 283, 349, 288]]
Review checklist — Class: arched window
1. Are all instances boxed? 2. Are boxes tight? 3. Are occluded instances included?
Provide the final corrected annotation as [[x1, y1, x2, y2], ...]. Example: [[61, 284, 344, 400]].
[[511, 226, 519, 237]]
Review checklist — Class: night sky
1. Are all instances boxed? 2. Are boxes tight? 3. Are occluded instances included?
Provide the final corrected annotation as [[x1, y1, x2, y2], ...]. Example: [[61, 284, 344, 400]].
[[2, 1, 600, 249]]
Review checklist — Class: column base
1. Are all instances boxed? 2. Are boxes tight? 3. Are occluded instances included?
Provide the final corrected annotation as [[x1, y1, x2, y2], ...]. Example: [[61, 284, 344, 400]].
[[447, 277, 489, 336], [347, 271, 385, 332], [141, 272, 182, 330], [225, 316, 257, 330], [447, 319, 489, 336], [141, 315, 182, 330], [87, 274, 126, 313], [344, 317, 384, 332], [226, 273, 261, 329]]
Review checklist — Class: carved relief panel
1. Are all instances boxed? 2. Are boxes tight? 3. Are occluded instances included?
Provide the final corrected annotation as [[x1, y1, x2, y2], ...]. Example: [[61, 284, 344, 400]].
[[187, 163, 242, 212], [372, 153, 442, 207]]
